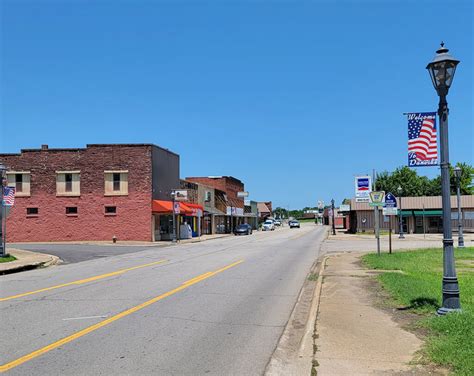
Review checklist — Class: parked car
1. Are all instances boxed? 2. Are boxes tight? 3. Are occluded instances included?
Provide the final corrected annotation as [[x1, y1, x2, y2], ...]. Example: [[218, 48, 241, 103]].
[[262, 220, 275, 231], [274, 219, 282, 226], [289, 220, 300, 228], [234, 223, 253, 235]]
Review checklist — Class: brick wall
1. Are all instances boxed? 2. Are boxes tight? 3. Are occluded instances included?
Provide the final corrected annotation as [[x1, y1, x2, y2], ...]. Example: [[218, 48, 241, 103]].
[[185, 177, 244, 208], [0, 145, 153, 242]]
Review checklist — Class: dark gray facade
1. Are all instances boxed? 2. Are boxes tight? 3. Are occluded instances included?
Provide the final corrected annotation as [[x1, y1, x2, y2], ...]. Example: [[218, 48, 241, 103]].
[[151, 145, 180, 200]]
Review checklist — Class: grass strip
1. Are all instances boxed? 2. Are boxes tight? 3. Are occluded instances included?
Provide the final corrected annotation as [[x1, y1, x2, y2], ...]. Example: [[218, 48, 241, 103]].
[[362, 247, 474, 376], [0, 255, 17, 263]]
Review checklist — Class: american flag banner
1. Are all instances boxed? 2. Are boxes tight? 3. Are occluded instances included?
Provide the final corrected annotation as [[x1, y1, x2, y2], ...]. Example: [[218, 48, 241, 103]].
[[2, 186, 15, 206], [407, 112, 438, 167]]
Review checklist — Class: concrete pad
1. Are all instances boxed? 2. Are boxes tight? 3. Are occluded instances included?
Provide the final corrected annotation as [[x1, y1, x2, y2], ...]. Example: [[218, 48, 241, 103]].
[[315, 253, 422, 375]]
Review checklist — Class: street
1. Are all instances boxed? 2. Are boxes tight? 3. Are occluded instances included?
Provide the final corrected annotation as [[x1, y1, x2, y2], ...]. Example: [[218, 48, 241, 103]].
[[1, 225, 325, 375]]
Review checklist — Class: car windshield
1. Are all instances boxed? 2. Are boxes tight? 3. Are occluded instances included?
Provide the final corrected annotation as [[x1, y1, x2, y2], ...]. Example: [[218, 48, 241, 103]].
[[264, 221, 272, 224]]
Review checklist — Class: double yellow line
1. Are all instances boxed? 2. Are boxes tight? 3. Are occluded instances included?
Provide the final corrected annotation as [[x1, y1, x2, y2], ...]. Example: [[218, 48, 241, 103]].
[[0, 260, 168, 302], [0, 259, 244, 372]]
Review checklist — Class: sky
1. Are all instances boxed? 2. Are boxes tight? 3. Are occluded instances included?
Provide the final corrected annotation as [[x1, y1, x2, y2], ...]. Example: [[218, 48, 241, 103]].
[[1, 0, 472, 209]]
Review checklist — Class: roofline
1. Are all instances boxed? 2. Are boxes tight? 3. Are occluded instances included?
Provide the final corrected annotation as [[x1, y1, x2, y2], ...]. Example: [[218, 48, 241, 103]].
[[0, 143, 179, 157]]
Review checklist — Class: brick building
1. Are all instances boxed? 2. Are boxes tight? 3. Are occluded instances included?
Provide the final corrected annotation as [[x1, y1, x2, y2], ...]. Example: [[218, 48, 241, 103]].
[[185, 176, 245, 231], [0, 144, 179, 242]]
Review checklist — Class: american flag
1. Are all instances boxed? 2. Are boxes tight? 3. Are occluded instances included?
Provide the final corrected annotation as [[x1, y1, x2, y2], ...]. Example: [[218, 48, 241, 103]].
[[2, 186, 15, 206], [408, 112, 438, 166]]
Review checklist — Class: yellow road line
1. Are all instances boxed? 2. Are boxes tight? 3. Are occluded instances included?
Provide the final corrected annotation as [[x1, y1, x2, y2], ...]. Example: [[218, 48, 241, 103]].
[[0, 259, 244, 373], [0, 260, 168, 302]]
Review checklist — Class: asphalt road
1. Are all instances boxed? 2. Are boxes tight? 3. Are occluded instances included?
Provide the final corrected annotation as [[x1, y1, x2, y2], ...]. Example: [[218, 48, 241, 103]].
[[1, 225, 326, 375], [9, 243, 164, 264]]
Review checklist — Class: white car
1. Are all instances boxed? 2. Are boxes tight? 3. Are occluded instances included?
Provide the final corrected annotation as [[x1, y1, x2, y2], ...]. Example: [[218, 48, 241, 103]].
[[262, 220, 275, 231]]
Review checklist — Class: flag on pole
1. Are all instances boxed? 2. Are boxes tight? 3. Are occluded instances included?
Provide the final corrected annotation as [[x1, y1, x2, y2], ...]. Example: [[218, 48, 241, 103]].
[[3, 186, 15, 206], [407, 112, 438, 167]]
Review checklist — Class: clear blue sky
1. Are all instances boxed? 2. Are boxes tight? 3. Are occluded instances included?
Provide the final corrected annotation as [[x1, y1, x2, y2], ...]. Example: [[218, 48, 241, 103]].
[[1, 0, 472, 209]]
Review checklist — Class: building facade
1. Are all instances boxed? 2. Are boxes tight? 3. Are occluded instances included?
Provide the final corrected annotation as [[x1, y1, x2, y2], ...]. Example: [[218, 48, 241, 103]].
[[349, 195, 474, 234], [1, 144, 179, 242]]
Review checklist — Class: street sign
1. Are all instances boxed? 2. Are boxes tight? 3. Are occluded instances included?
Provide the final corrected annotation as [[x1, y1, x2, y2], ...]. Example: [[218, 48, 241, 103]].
[[173, 201, 180, 214], [382, 192, 398, 215], [237, 191, 249, 198], [369, 191, 385, 207], [172, 190, 188, 201], [383, 207, 398, 216]]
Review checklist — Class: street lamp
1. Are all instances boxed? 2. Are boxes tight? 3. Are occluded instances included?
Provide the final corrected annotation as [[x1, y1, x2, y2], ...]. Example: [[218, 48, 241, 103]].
[[397, 185, 404, 239], [426, 42, 461, 314], [331, 199, 336, 235], [454, 166, 464, 248], [0, 163, 6, 257]]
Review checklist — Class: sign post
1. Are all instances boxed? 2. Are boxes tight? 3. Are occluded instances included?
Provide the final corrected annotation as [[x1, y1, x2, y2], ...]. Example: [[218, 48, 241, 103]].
[[369, 191, 385, 256], [383, 192, 398, 254]]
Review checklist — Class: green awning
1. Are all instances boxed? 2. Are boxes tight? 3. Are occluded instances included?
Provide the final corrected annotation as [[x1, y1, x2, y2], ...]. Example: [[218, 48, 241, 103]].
[[400, 210, 413, 215], [413, 210, 442, 216]]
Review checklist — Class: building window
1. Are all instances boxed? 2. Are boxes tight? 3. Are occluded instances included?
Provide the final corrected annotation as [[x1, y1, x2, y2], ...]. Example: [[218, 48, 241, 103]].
[[56, 171, 80, 196], [105, 206, 117, 215], [7, 172, 31, 197], [26, 207, 39, 216], [205, 191, 211, 202], [113, 173, 121, 191], [66, 206, 78, 215], [104, 170, 128, 196]]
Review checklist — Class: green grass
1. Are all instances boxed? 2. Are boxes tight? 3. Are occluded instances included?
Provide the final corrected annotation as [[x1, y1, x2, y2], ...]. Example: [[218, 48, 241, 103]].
[[0, 254, 17, 263], [362, 247, 474, 375]]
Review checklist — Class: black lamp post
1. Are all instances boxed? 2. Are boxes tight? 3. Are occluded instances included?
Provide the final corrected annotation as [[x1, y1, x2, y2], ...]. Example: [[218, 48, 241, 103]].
[[0, 163, 6, 257], [454, 167, 464, 248], [397, 185, 404, 239], [331, 199, 336, 235], [426, 42, 461, 314]]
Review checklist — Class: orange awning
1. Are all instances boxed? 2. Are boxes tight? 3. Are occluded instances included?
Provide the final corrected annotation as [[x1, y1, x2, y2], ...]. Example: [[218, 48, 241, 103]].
[[152, 200, 193, 215]]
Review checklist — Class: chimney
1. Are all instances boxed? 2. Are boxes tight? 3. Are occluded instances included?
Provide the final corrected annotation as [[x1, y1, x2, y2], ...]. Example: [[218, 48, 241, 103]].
[[41, 144, 48, 150]]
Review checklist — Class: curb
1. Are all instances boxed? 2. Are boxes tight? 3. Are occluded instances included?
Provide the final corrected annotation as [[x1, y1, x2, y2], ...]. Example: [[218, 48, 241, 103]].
[[264, 253, 329, 375], [0, 254, 61, 275]]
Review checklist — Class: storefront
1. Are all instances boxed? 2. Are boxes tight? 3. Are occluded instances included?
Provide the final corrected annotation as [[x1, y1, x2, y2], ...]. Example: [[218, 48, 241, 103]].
[[152, 200, 195, 241]]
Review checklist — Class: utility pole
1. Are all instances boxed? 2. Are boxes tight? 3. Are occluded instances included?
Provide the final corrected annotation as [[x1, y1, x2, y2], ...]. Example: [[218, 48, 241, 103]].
[[331, 199, 336, 235], [171, 191, 177, 243], [0, 164, 6, 257], [373, 169, 380, 256]]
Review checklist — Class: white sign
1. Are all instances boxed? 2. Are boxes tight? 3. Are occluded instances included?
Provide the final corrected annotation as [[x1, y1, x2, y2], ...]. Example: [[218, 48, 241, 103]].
[[173, 201, 180, 214], [383, 207, 398, 216], [237, 191, 249, 198], [355, 176, 372, 202], [339, 204, 350, 212], [173, 190, 188, 201]]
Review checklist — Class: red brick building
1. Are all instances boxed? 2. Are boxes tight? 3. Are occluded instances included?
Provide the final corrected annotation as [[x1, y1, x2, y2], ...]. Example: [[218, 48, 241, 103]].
[[185, 176, 245, 210], [0, 144, 179, 242]]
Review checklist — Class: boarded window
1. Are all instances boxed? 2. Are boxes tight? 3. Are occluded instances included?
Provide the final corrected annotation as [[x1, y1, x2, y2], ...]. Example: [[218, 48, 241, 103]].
[[56, 171, 80, 196], [66, 207, 78, 215], [26, 207, 39, 216], [7, 172, 31, 196], [105, 206, 117, 215], [104, 171, 128, 196]]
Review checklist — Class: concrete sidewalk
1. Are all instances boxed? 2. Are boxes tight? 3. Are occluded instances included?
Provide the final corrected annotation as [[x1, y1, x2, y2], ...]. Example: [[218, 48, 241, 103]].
[[314, 252, 423, 375], [0, 248, 61, 275]]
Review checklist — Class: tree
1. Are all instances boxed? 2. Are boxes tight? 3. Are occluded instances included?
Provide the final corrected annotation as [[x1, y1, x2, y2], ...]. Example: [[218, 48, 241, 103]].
[[375, 164, 474, 197]]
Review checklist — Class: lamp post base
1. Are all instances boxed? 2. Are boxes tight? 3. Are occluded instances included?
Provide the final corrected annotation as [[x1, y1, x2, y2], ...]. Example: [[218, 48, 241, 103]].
[[437, 307, 462, 316], [399, 234, 405, 239]]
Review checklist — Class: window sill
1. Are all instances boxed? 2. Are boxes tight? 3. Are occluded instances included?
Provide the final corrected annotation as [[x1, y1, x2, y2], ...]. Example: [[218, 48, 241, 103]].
[[57, 193, 81, 197], [14, 193, 31, 197], [66, 214, 79, 217], [26, 215, 39, 218], [104, 213, 117, 217], [104, 193, 128, 196]]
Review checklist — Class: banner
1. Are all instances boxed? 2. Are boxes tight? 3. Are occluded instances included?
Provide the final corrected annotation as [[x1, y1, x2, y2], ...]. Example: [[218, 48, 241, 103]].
[[2, 186, 15, 206], [407, 112, 438, 167]]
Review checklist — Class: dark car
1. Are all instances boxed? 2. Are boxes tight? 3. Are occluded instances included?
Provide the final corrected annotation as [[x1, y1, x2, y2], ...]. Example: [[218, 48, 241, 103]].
[[289, 220, 300, 228], [234, 223, 253, 235]]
